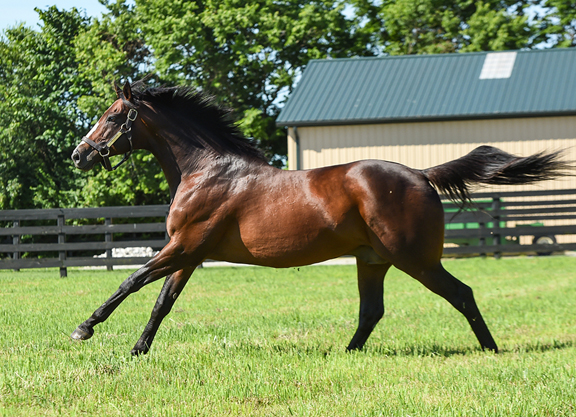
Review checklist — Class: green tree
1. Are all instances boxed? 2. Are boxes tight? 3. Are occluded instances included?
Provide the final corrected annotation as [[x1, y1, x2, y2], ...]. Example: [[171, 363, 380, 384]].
[[75, 0, 150, 116], [540, 0, 576, 47], [353, 0, 536, 55], [460, 2, 534, 52], [0, 7, 89, 210], [73, 0, 168, 207]]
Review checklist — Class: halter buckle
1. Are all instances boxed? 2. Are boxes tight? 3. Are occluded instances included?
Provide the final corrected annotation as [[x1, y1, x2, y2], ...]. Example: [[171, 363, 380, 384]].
[[127, 109, 138, 122]]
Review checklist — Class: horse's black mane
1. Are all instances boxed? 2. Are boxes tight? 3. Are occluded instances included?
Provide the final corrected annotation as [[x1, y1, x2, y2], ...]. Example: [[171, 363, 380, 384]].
[[127, 81, 266, 162]]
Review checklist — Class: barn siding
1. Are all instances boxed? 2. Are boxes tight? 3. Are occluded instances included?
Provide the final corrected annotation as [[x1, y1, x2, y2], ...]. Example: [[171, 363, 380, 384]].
[[289, 116, 576, 191]]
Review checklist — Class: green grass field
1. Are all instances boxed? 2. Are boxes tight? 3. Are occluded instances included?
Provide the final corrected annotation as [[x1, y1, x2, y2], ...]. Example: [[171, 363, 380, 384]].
[[1, 257, 575, 416]]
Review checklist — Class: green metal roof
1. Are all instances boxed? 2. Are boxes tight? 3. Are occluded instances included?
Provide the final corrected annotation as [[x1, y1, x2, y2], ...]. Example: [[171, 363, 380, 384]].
[[276, 49, 576, 127]]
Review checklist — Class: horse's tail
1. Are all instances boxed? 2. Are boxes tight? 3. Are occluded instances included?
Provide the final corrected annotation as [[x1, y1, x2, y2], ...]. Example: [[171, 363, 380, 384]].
[[422, 145, 569, 205]]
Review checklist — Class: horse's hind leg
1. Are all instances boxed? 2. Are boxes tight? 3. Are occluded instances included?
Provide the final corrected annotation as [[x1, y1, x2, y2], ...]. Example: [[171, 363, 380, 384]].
[[347, 258, 391, 351], [131, 267, 194, 355], [412, 263, 498, 352]]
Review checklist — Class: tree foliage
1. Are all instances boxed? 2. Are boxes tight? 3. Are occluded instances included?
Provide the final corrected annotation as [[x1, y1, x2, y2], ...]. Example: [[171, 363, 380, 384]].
[[353, 0, 537, 55], [0, 7, 89, 210], [540, 0, 576, 47]]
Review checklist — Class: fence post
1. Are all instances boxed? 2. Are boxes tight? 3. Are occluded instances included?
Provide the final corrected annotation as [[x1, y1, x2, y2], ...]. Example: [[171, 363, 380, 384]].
[[13, 220, 20, 271], [105, 217, 113, 271], [479, 221, 486, 258], [491, 196, 501, 259], [58, 215, 67, 277]]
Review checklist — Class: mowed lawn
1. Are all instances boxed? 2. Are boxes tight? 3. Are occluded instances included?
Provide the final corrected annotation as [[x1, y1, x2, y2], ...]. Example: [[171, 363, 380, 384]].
[[0, 257, 575, 416]]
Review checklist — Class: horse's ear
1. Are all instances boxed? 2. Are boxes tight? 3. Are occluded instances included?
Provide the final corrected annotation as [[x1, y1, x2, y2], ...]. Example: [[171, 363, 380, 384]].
[[123, 81, 133, 102], [114, 81, 122, 98]]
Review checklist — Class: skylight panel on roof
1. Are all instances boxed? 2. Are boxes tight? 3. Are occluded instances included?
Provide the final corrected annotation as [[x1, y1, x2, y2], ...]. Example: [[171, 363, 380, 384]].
[[479, 52, 517, 80]]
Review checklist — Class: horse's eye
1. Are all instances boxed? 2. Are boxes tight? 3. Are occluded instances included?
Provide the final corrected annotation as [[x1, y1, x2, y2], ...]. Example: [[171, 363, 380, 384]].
[[107, 115, 119, 123]]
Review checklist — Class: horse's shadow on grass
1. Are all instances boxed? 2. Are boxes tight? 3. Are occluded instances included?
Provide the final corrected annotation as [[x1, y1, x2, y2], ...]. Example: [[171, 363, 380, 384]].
[[260, 339, 575, 358], [499, 339, 574, 355], [360, 339, 575, 357], [362, 343, 477, 358], [259, 342, 475, 358]]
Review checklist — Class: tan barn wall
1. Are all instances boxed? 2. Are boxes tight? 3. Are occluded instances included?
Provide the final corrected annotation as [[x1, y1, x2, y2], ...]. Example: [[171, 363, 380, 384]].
[[288, 116, 576, 191]]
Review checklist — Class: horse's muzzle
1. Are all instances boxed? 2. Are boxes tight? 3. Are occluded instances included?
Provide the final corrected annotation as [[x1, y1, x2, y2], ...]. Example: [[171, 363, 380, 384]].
[[71, 144, 97, 171]]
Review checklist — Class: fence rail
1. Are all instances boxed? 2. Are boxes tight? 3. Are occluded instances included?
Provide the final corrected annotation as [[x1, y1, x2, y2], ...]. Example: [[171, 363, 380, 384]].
[[2, 189, 576, 275]]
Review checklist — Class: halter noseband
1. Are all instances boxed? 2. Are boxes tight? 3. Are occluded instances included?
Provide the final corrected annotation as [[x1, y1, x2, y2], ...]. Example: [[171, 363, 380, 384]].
[[82, 108, 138, 171]]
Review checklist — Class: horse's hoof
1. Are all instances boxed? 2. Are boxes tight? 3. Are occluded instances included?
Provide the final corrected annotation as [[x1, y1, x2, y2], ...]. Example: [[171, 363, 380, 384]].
[[130, 347, 148, 356], [70, 326, 94, 340], [130, 341, 150, 356]]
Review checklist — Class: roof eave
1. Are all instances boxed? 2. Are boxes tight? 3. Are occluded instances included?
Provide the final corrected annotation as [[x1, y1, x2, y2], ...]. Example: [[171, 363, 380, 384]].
[[276, 110, 576, 128]]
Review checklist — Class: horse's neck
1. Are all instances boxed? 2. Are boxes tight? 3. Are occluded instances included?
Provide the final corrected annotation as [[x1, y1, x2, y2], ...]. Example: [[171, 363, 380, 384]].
[[145, 133, 186, 202], [146, 131, 269, 202]]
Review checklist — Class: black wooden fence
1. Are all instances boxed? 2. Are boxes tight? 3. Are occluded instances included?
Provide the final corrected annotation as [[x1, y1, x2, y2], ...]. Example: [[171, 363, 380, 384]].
[[1, 189, 576, 276], [0, 205, 170, 277], [443, 188, 576, 258]]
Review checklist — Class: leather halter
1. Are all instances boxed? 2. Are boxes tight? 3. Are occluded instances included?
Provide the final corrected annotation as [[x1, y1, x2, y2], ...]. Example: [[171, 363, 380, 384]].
[[82, 109, 138, 171]]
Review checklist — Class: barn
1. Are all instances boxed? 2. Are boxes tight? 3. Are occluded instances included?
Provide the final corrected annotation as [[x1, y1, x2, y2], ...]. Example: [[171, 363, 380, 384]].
[[277, 48, 576, 192]]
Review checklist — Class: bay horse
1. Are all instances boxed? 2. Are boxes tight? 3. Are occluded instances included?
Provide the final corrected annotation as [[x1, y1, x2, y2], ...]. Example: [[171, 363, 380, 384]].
[[71, 81, 567, 355]]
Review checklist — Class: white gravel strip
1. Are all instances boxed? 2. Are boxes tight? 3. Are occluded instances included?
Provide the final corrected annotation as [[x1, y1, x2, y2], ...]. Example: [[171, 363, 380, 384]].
[[86, 247, 357, 269]]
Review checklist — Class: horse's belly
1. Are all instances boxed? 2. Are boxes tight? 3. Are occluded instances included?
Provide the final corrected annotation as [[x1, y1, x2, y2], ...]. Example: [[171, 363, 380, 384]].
[[210, 237, 354, 268], [208, 211, 366, 268]]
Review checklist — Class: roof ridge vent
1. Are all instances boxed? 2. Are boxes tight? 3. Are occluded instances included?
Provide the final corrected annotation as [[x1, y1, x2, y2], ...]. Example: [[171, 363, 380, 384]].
[[479, 52, 517, 80]]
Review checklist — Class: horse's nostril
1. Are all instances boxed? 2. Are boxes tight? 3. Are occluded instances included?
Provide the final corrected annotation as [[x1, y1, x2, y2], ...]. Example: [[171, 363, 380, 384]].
[[72, 150, 81, 164]]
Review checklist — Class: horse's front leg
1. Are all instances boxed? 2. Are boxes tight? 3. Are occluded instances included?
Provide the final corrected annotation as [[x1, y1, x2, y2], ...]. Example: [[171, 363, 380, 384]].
[[70, 242, 189, 341], [131, 267, 195, 355]]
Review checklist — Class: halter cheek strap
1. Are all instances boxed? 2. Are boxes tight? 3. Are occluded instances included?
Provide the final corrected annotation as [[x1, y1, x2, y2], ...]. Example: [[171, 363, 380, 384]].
[[82, 109, 138, 171]]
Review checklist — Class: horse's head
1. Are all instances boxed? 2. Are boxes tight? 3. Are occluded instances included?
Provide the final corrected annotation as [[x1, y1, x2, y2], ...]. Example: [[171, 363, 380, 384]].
[[72, 81, 139, 171]]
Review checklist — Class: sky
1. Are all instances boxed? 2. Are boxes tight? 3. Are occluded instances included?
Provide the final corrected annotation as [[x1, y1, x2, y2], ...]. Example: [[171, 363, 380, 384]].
[[0, 0, 109, 30]]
